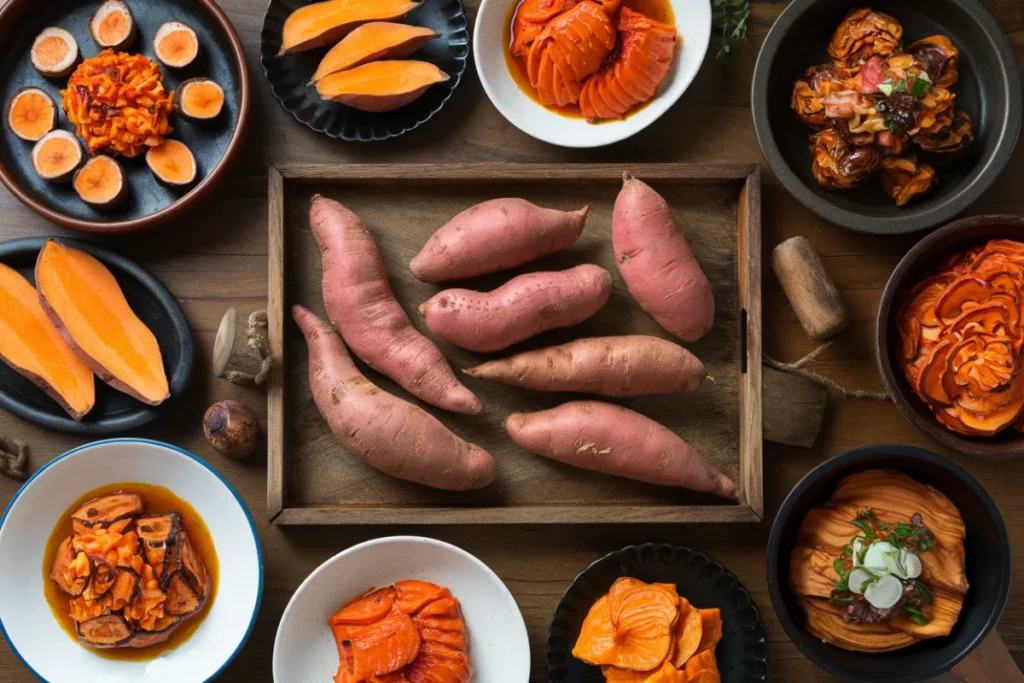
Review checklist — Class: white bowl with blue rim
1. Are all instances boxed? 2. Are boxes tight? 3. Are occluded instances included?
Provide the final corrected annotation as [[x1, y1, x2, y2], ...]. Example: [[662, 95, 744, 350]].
[[273, 536, 530, 682], [0, 439, 263, 683]]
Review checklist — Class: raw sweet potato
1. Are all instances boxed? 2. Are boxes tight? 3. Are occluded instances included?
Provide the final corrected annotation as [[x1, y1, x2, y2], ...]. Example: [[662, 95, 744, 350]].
[[279, 0, 421, 54], [409, 198, 589, 283], [505, 401, 735, 499], [35, 240, 169, 405], [310, 196, 480, 415], [153, 21, 199, 69], [0, 263, 94, 419], [418, 264, 612, 353], [316, 60, 449, 112], [463, 335, 705, 396], [613, 174, 715, 342], [292, 305, 495, 490], [312, 22, 438, 82]]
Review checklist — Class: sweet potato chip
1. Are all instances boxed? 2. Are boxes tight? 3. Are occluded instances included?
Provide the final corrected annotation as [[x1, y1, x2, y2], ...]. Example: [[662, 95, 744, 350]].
[[668, 597, 702, 667], [681, 649, 721, 682]]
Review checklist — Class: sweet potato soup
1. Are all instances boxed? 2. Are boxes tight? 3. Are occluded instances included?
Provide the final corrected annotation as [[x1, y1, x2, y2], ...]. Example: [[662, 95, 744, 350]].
[[504, 0, 677, 121], [43, 482, 218, 661]]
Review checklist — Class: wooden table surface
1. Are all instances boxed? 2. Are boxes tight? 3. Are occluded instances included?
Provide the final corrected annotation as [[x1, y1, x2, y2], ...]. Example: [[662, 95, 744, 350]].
[[1, 0, 1022, 681]]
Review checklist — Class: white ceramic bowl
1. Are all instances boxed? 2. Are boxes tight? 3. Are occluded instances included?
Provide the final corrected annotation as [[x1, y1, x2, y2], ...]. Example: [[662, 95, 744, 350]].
[[0, 439, 263, 683], [274, 536, 530, 683], [474, 0, 711, 147]]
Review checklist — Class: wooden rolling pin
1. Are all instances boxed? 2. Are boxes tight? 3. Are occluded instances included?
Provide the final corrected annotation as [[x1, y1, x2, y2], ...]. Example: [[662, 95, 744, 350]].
[[771, 236, 848, 342]]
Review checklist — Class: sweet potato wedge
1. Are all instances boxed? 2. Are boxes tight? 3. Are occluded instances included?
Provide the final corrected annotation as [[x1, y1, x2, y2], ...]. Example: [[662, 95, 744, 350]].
[[35, 240, 170, 405], [279, 0, 421, 54], [316, 60, 449, 112], [0, 262, 94, 419], [312, 22, 438, 82]]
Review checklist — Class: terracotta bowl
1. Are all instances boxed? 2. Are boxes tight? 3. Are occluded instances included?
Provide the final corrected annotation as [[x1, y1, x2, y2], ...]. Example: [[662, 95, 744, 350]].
[[876, 214, 1024, 458]]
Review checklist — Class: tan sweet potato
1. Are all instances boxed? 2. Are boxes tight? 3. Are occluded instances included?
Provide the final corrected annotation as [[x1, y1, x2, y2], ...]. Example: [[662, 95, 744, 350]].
[[310, 196, 480, 415], [418, 264, 612, 353], [505, 401, 735, 499], [464, 335, 706, 396], [613, 174, 715, 342], [293, 305, 494, 490], [409, 199, 589, 283]]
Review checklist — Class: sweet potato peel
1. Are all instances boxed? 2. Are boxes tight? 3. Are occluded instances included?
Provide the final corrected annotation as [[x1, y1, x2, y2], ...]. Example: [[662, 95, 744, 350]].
[[573, 577, 722, 680]]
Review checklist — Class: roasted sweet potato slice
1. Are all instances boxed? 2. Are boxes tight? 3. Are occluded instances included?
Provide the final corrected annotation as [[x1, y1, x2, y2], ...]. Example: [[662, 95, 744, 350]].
[[136, 513, 180, 575], [404, 640, 473, 683], [145, 139, 197, 187], [73, 516, 134, 536], [5, 87, 57, 142], [316, 60, 449, 112], [572, 594, 618, 665], [335, 613, 422, 681], [77, 614, 134, 648], [31, 27, 79, 77], [35, 240, 171, 405], [933, 275, 992, 324], [669, 597, 703, 667], [312, 22, 438, 82], [682, 649, 721, 682], [90, 0, 136, 51], [695, 608, 723, 654], [413, 597, 469, 651], [177, 78, 225, 121], [801, 598, 916, 652], [177, 531, 209, 599], [51, 536, 88, 596], [72, 493, 144, 529], [395, 580, 452, 615], [73, 155, 128, 209], [0, 263, 94, 419], [330, 587, 397, 625], [279, 0, 421, 54], [165, 572, 202, 616], [153, 21, 199, 68], [606, 579, 678, 670], [31, 130, 83, 182]]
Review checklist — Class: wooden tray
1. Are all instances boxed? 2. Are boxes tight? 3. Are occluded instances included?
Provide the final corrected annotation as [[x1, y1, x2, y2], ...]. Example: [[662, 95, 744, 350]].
[[267, 163, 762, 524]]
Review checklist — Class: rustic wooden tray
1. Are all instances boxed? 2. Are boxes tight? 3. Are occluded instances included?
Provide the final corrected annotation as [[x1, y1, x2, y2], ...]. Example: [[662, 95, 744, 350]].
[[267, 163, 762, 524]]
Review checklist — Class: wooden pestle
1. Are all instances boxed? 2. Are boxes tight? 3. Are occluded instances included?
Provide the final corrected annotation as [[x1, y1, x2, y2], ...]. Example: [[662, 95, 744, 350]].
[[771, 236, 848, 342]]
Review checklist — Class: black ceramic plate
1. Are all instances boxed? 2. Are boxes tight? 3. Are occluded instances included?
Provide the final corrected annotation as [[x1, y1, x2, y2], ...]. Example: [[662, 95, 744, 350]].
[[547, 543, 769, 682], [751, 0, 1022, 234], [0, 0, 249, 233], [261, 0, 468, 141], [0, 237, 193, 434]]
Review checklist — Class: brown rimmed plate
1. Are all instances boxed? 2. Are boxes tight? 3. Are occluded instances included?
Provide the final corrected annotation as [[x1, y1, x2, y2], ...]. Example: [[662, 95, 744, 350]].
[[0, 0, 249, 234]]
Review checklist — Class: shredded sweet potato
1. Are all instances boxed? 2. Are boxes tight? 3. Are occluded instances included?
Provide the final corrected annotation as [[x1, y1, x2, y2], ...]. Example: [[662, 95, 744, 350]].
[[61, 49, 174, 157]]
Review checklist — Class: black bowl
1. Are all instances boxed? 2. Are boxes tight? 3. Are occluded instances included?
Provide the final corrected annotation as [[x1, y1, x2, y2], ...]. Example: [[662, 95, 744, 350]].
[[767, 445, 1012, 683], [876, 215, 1024, 459], [547, 543, 769, 683], [751, 0, 1022, 234], [0, 237, 193, 434], [260, 0, 468, 142]]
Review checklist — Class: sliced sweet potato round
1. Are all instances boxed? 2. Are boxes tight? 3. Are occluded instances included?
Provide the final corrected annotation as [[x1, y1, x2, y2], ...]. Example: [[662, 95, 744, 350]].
[[311, 22, 439, 82], [31, 27, 79, 77], [90, 0, 137, 50], [51, 536, 88, 596], [176, 78, 225, 121], [31, 129, 84, 182], [153, 21, 199, 68], [145, 139, 197, 187], [77, 614, 134, 648], [5, 87, 57, 142], [315, 60, 449, 112], [73, 155, 128, 209]]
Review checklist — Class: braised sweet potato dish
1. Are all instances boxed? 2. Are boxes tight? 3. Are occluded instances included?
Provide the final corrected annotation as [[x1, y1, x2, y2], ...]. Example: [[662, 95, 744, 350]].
[[328, 580, 472, 683], [895, 238, 1024, 437], [573, 577, 723, 681], [48, 491, 212, 650], [790, 469, 968, 653]]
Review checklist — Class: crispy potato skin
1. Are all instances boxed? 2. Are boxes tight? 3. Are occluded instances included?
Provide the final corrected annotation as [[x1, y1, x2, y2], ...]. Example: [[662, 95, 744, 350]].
[[310, 196, 480, 415], [613, 176, 715, 343], [505, 401, 735, 499], [293, 305, 495, 491]]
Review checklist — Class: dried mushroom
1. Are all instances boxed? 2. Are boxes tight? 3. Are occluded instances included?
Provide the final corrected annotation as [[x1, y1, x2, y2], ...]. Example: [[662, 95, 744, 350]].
[[811, 130, 881, 190], [878, 156, 936, 206], [907, 35, 959, 88], [828, 8, 903, 74]]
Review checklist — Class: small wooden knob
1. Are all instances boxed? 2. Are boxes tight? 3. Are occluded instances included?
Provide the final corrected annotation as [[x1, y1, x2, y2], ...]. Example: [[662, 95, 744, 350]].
[[772, 237, 848, 342]]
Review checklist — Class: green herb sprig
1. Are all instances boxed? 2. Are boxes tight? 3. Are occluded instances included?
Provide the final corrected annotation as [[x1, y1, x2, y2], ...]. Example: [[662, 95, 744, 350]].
[[712, 0, 750, 60]]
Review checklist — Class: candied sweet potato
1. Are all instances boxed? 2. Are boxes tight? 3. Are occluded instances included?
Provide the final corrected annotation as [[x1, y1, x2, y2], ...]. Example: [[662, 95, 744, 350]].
[[526, 1, 616, 107], [5, 87, 57, 142], [312, 22, 438, 82], [331, 588, 398, 625], [35, 240, 170, 405], [316, 60, 449, 112], [280, 0, 421, 54], [395, 581, 452, 615], [72, 493, 144, 529], [0, 263, 94, 419], [404, 640, 472, 683], [335, 613, 422, 681]]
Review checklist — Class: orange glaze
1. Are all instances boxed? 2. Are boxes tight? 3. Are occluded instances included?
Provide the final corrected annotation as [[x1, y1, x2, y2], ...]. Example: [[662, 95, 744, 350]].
[[504, 0, 675, 120], [42, 482, 219, 661]]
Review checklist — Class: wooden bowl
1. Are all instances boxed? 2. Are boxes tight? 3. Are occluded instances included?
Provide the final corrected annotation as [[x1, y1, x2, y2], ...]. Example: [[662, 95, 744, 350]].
[[876, 215, 1024, 458], [0, 0, 250, 234]]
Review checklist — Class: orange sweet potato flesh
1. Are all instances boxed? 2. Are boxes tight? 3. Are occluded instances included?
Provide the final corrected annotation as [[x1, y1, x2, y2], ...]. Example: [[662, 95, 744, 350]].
[[35, 240, 169, 405], [146, 139, 196, 186], [312, 22, 438, 82], [6, 88, 56, 142], [331, 587, 397, 625], [316, 60, 449, 112], [0, 262, 94, 419], [668, 597, 702, 667], [335, 613, 422, 682], [394, 581, 452, 615], [682, 649, 721, 683], [527, 1, 616, 107], [280, 0, 421, 54]]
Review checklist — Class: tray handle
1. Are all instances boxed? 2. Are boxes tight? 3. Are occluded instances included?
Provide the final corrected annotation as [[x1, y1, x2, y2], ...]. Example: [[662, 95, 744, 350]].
[[952, 631, 1023, 682]]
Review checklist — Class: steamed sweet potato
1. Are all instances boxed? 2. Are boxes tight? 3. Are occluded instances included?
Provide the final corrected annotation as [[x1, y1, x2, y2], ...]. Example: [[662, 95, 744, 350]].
[[526, 1, 616, 107], [613, 175, 715, 342], [505, 401, 735, 498], [316, 60, 449, 112], [310, 196, 480, 415], [292, 305, 494, 490], [418, 264, 611, 353], [312, 22, 438, 82], [409, 199, 589, 283], [280, 0, 421, 54], [463, 335, 705, 396]]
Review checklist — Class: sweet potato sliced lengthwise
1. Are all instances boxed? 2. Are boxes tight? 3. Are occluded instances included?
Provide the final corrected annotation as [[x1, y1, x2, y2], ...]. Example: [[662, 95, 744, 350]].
[[279, 0, 421, 54], [5, 87, 57, 142], [0, 263, 94, 419], [35, 240, 170, 405], [312, 22, 439, 82], [316, 60, 449, 112]]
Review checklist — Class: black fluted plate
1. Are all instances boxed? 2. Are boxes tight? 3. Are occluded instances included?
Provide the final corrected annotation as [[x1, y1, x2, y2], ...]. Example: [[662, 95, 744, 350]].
[[260, 0, 467, 142], [0, 238, 193, 434], [548, 543, 769, 683]]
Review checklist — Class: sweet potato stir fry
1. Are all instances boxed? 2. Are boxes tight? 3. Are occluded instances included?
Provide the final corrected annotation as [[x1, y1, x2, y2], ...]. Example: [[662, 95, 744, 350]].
[[573, 577, 723, 682], [896, 239, 1024, 436], [49, 492, 211, 649], [61, 49, 175, 157], [791, 8, 972, 204], [329, 580, 472, 683]]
